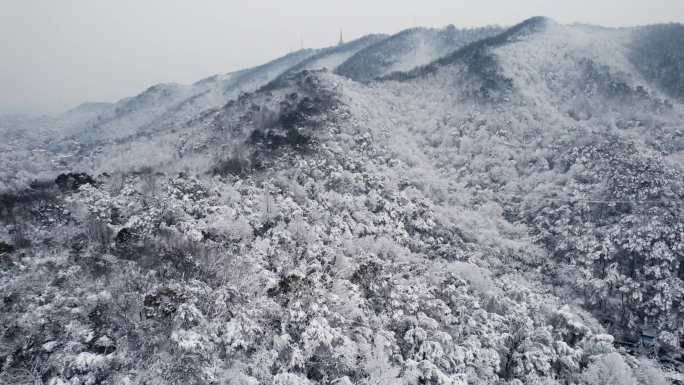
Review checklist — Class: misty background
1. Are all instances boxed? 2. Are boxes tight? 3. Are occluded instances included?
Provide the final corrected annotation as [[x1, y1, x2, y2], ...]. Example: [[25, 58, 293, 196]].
[[1, 0, 683, 116]]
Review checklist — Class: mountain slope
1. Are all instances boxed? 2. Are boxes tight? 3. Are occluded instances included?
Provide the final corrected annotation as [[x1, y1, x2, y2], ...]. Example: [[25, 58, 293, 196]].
[[71, 49, 319, 144], [353, 15, 684, 339], [630, 23, 684, 101], [335, 24, 503, 82], [263, 34, 388, 90]]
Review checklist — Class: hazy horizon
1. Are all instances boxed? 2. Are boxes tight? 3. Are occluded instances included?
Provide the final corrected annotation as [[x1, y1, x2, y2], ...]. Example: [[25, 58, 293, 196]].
[[2, 0, 683, 116]]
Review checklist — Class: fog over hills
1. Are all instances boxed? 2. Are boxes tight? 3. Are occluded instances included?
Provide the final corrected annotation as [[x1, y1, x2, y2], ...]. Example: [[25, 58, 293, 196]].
[[1, 17, 683, 385]]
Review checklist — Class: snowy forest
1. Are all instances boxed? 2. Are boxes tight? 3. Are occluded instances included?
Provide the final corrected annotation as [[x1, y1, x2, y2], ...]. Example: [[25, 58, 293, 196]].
[[0, 16, 683, 385]]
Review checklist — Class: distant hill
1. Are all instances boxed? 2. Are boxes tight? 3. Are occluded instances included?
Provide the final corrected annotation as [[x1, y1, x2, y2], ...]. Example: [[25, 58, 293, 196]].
[[335, 24, 503, 82]]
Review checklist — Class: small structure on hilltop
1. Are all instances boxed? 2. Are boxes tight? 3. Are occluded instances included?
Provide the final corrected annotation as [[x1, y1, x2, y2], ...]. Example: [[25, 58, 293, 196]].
[[641, 325, 658, 347], [641, 324, 658, 357]]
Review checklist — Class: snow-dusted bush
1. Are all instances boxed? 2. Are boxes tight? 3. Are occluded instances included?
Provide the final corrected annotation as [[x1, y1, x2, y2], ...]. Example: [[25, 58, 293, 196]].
[[582, 353, 636, 385]]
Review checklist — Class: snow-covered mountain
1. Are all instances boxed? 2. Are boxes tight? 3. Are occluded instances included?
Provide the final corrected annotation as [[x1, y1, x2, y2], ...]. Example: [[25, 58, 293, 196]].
[[63, 49, 320, 144], [264, 34, 388, 90], [1, 17, 683, 385], [335, 24, 503, 82], [630, 23, 684, 101]]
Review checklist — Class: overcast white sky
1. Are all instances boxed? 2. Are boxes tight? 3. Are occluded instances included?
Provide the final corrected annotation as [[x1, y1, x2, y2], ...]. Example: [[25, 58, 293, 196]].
[[1, 0, 683, 115]]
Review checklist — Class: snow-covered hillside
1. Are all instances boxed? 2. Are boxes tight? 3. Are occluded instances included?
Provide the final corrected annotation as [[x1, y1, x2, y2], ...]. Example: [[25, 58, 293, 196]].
[[1, 17, 683, 385], [265, 35, 388, 90], [70, 49, 321, 145], [336, 25, 502, 82]]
